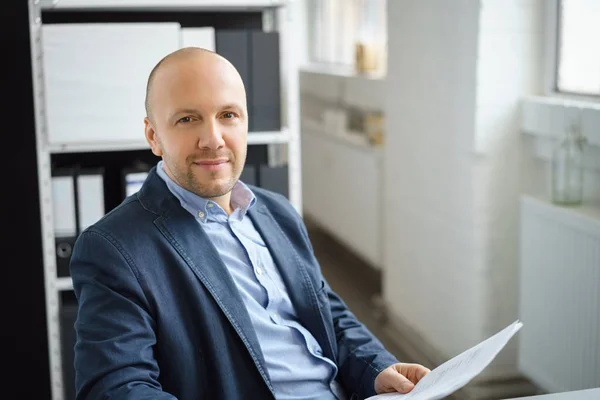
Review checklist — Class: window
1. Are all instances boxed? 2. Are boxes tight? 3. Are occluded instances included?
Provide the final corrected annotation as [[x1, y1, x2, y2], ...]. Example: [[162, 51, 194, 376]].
[[307, 0, 387, 74], [556, 0, 600, 96]]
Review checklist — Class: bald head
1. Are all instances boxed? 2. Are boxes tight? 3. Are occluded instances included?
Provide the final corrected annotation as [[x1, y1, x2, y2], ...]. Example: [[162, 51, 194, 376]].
[[144, 47, 245, 120]]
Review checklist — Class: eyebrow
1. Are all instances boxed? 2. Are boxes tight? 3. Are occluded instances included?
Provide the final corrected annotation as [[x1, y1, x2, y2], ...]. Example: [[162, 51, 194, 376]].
[[220, 103, 244, 113], [171, 108, 202, 117]]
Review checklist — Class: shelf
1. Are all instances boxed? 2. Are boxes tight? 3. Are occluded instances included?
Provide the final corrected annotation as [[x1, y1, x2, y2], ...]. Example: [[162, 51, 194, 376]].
[[47, 139, 151, 154], [300, 64, 386, 81], [46, 130, 290, 154], [521, 95, 600, 148], [301, 119, 380, 152], [521, 194, 600, 234], [55, 277, 74, 291], [39, 0, 288, 11], [247, 130, 291, 145]]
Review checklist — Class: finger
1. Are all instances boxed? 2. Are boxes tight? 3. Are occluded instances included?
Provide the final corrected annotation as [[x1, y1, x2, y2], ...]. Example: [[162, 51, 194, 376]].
[[388, 372, 415, 394], [395, 363, 431, 384], [414, 365, 431, 382]]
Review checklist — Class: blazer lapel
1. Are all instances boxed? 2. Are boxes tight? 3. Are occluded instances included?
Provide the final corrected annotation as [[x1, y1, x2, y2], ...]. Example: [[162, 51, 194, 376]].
[[154, 207, 274, 393], [248, 204, 335, 359]]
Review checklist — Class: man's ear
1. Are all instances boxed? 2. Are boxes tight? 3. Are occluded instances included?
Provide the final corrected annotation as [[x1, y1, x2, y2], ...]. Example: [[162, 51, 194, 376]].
[[144, 117, 163, 157]]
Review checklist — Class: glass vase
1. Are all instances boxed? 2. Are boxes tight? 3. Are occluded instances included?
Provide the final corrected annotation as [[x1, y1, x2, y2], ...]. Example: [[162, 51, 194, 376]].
[[551, 122, 586, 206]]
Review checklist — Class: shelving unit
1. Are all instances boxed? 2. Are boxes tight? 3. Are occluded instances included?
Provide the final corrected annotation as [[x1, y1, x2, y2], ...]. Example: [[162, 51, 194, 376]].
[[27, 1, 301, 398]]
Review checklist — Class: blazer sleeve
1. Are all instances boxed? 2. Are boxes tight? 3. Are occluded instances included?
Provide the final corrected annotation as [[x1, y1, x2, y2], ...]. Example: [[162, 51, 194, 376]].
[[326, 282, 399, 399], [70, 229, 177, 400], [298, 216, 399, 399]]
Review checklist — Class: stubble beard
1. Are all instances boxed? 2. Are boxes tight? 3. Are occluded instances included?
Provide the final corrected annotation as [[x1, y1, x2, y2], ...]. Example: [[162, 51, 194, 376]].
[[185, 167, 239, 199], [164, 151, 243, 199]]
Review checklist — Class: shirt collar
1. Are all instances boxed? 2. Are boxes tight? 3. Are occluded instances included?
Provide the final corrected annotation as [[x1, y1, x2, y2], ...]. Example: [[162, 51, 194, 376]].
[[156, 160, 256, 222]]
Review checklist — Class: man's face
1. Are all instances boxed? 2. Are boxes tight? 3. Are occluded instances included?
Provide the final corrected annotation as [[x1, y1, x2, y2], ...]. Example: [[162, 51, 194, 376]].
[[144, 55, 248, 199]]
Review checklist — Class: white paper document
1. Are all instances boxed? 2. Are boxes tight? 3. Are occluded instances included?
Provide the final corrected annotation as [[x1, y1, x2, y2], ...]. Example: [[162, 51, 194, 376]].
[[366, 320, 523, 400]]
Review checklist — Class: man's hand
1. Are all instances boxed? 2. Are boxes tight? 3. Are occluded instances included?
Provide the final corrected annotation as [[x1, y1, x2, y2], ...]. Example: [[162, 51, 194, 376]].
[[374, 363, 431, 394]]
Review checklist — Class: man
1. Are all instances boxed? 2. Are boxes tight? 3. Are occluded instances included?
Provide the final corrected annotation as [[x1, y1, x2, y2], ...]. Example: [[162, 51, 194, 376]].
[[70, 47, 430, 400]]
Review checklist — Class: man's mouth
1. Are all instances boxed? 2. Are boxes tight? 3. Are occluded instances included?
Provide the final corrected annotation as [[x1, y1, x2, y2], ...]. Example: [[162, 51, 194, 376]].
[[193, 159, 229, 171]]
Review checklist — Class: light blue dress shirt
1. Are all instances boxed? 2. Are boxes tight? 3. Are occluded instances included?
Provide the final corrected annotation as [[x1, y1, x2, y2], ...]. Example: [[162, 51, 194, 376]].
[[157, 161, 345, 400]]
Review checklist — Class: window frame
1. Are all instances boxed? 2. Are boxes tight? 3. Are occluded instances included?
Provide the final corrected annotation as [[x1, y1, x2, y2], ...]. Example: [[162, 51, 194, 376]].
[[545, 0, 600, 101], [304, 0, 387, 76]]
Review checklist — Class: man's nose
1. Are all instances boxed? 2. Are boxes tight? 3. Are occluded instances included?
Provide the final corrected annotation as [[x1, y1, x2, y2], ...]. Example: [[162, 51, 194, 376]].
[[198, 120, 225, 150]]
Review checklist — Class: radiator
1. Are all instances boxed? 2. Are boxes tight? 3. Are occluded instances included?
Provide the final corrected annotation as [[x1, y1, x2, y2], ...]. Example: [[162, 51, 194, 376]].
[[519, 195, 600, 392]]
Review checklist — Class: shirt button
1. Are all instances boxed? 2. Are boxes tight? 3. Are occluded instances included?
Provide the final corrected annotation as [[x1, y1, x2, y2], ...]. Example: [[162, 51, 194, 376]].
[[256, 268, 263, 276], [198, 211, 205, 218], [207, 203, 214, 208]]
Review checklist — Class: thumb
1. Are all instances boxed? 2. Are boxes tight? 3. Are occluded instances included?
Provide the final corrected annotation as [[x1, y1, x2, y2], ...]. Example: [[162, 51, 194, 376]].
[[390, 372, 415, 393]]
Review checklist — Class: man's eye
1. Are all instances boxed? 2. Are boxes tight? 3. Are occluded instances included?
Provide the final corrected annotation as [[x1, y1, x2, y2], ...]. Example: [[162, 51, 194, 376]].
[[178, 116, 192, 123], [223, 112, 235, 119]]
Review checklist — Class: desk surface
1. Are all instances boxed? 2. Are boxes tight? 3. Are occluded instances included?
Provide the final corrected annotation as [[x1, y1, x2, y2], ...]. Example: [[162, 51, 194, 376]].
[[506, 388, 600, 400]]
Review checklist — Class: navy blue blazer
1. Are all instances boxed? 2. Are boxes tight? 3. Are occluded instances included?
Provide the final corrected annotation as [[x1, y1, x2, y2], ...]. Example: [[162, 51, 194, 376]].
[[70, 167, 398, 400]]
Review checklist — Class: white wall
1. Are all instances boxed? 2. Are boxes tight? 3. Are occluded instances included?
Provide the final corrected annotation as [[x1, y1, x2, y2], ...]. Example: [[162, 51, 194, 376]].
[[383, 0, 483, 360], [474, 0, 545, 373], [383, 0, 544, 381]]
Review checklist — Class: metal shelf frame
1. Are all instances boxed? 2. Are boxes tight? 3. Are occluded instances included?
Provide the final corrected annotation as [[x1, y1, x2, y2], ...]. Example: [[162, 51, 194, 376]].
[[38, 0, 288, 11], [28, 1, 301, 398]]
